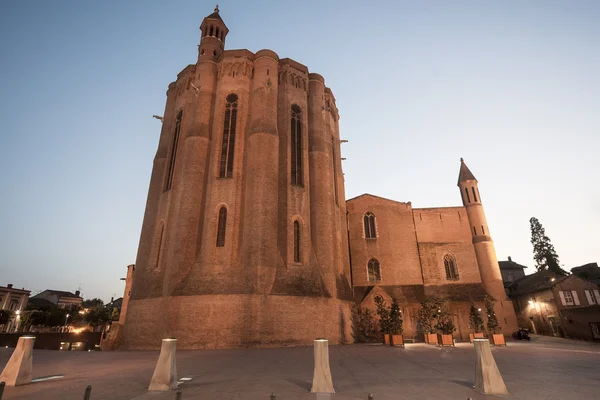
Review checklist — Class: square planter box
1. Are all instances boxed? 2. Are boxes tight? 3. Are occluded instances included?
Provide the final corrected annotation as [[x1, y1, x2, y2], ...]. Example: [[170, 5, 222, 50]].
[[390, 334, 404, 347], [384, 334, 391, 345], [437, 334, 454, 346], [469, 332, 486, 343], [490, 334, 506, 346], [424, 333, 438, 345]]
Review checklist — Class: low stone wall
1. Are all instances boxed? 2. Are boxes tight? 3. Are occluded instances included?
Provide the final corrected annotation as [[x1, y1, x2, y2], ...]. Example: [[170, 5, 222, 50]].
[[0, 332, 102, 351]]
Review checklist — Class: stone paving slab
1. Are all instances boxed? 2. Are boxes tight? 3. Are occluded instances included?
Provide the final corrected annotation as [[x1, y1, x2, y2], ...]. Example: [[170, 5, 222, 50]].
[[0, 336, 599, 400]]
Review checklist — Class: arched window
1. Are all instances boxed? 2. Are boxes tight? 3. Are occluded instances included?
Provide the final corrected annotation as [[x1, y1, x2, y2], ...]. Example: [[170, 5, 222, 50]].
[[210, 26, 214, 36], [219, 94, 238, 178], [368, 259, 381, 283], [216, 27, 219, 38], [165, 110, 183, 191], [291, 104, 303, 185], [444, 254, 459, 280], [216, 207, 227, 247], [364, 212, 376, 239], [471, 187, 478, 202], [293, 221, 301, 262]]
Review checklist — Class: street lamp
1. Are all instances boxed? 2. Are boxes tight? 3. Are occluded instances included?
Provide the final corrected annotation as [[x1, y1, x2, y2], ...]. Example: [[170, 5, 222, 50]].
[[64, 313, 70, 332]]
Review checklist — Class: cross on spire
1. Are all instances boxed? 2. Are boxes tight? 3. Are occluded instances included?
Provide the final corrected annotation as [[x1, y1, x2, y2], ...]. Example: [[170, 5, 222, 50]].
[[214, 4, 219, 13]]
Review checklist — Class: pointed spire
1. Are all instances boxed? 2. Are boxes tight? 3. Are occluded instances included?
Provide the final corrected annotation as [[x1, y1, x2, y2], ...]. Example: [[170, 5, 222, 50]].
[[205, 5, 224, 22], [457, 158, 477, 185]]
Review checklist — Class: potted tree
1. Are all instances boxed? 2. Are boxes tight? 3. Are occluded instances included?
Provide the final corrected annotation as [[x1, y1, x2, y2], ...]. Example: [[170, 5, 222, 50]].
[[388, 298, 404, 347], [374, 296, 391, 345], [468, 302, 486, 343], [485, 296, 506, 346], [435, 299, 456, 346], [418, 296, 441, 345]]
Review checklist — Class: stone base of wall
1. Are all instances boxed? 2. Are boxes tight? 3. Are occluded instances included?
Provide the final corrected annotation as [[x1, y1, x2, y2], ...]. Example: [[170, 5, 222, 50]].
[[120, 294, 354, 350]]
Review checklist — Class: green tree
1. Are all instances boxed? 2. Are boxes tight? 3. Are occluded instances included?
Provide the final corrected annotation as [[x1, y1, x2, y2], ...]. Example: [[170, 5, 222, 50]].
[[350, 305, 381, 343], [84, 306, 111, 328], [388, 298, 404, 335], [374, 296, 391, 335], [417, 296, 443, 334], [484, 296, 501, 334], [468, 302, 485, 333], [82, 298, 104, 308], [0, 310, 14, 325], [529, 217, 568, 276], [434, 298, 456, 335]]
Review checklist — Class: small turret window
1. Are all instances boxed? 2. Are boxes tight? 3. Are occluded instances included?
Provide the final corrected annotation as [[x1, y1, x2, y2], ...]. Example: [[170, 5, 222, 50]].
[[291, 104, 303, 186], [481, 225, 485, 234], [364, 212, 376, 239], [219, 94, 238, 178], [444, 254, 459, 280], [210, 26, 214, 36], [165, 110, 183, 191], [473, 226, 477, 235], [472, 187, 478, 202], [216, 207, 227, 247], [368, 259, 381, 283], [331, 137, 339, 207], [465, 188, 471, 203]]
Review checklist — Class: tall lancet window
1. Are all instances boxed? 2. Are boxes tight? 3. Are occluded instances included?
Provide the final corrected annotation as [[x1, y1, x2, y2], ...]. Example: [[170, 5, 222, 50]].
[[219, 93, 238, 178], [364, 212, 376, 239], [368, 258, 381, 283], [165, 110, 183, 191], [444, 254, 459, 280], [216, 207, 227, 247], [291, 104, 303, 186], [293, 221, 301, 262]]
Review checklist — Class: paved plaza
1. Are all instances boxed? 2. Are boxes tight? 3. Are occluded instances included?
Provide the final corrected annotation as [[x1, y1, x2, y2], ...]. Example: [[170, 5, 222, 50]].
[[1, 335, 599, 400]]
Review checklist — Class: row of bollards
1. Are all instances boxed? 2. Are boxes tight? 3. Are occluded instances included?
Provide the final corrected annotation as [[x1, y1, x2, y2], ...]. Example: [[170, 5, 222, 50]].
[[1, 335, 507, 397]]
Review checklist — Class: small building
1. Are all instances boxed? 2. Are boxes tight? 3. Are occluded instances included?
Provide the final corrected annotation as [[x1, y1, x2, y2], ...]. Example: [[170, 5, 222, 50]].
[[571, 262, 600, 286], [31, 289, 83, 309], [498, 256, 527, 289], [508, 271, 600, 341], [0, 284, 31, 332]]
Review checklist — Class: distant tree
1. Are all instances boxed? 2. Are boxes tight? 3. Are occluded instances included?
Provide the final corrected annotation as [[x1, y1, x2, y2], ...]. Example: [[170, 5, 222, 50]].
[[82, 298, 104, 308], [388, 298, 404, 335], [468, 302, 485, 333], [529, 217, 568, 276], [484, 296, 501, 334], [20, 310, 46, 330], [374, 296, 391, 335], [0, 310, 14, 325], [84, 306, 111, 328], [350, 305, 380, 343]]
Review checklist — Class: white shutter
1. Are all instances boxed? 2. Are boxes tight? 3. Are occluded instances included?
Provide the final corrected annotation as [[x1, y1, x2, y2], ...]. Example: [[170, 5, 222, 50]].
[[572, 290, 580, 306], [559, 291, 566, 306], [594, 290, 600, 304], [585, 290, 594, 305]]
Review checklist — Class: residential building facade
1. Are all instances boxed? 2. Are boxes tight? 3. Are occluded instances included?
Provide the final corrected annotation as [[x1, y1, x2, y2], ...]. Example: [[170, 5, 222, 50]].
[[0, 284, 30, 332]]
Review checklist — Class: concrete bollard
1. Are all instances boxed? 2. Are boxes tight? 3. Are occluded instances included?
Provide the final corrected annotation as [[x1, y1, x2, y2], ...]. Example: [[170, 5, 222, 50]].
[[0, 336, 35, 386], [0, 381, 5, 399], [83, 385, 92, 400], [175, 387, 183, 400], [148, 339, 178, 391], [473, 339, 508, 395], [270, 393, 276, 400], [311, 339, 334, 394]]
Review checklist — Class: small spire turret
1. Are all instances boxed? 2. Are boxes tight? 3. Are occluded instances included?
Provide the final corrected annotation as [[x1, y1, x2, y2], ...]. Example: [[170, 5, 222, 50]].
[[198, 6, 229, 61]]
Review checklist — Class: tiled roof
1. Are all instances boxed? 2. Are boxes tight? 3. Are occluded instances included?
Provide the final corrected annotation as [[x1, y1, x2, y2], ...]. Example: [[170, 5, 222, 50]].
[[499, 260, 528, 270]]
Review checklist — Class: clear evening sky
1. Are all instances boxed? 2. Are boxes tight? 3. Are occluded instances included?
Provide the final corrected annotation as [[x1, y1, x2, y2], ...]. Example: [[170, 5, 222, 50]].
[[1, 1, 598, 302]]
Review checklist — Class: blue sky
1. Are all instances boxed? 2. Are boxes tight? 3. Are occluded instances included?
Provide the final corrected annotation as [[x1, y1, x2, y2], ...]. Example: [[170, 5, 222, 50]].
[[1, 1, 598, 301]]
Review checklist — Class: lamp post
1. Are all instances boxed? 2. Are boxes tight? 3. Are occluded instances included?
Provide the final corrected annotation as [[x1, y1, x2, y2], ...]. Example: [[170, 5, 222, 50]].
[[64, 313, 70, 332]]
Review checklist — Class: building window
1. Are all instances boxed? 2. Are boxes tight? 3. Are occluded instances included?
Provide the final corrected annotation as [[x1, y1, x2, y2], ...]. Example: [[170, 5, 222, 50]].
[[585, 290, 598, 305], [364, 212, 376, 239], [331, 137, 338, 206], [481, 225, 485, 234], [472, 187, 478, 202], [465, 188, 471, 203], [293, 221, 301, 262], [473, 226, 477, 235], [561, 290, 575, 306], [444, 254, 459, 280], [368, 258, 381, 283], [219, 94, 238, 178], [291, 104, 303, 186], [216, 207, 227, 247], [165, 110, 183, 191]]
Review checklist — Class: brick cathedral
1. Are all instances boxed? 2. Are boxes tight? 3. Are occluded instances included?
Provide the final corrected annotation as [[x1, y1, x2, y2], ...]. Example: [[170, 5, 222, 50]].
[[119, 7, 517, 349]]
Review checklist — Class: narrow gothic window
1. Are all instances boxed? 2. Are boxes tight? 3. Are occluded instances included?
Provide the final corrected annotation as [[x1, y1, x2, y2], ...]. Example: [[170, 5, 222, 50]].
[[331, 137, 339, 206], [473, 226, 477, 235], [465, 187, 471, 203], [293, 221, 301, 262], [444, 254, 459, 280], [472, 187, 478, 202], [291, 104, 303, 185], [364, 212, 376, 239], [481, 225, 485, 234], [165, 110, 183, 191], [219, 93, 238, 178], [216, 207, 227, 247], [368, 259, 381, 283]]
